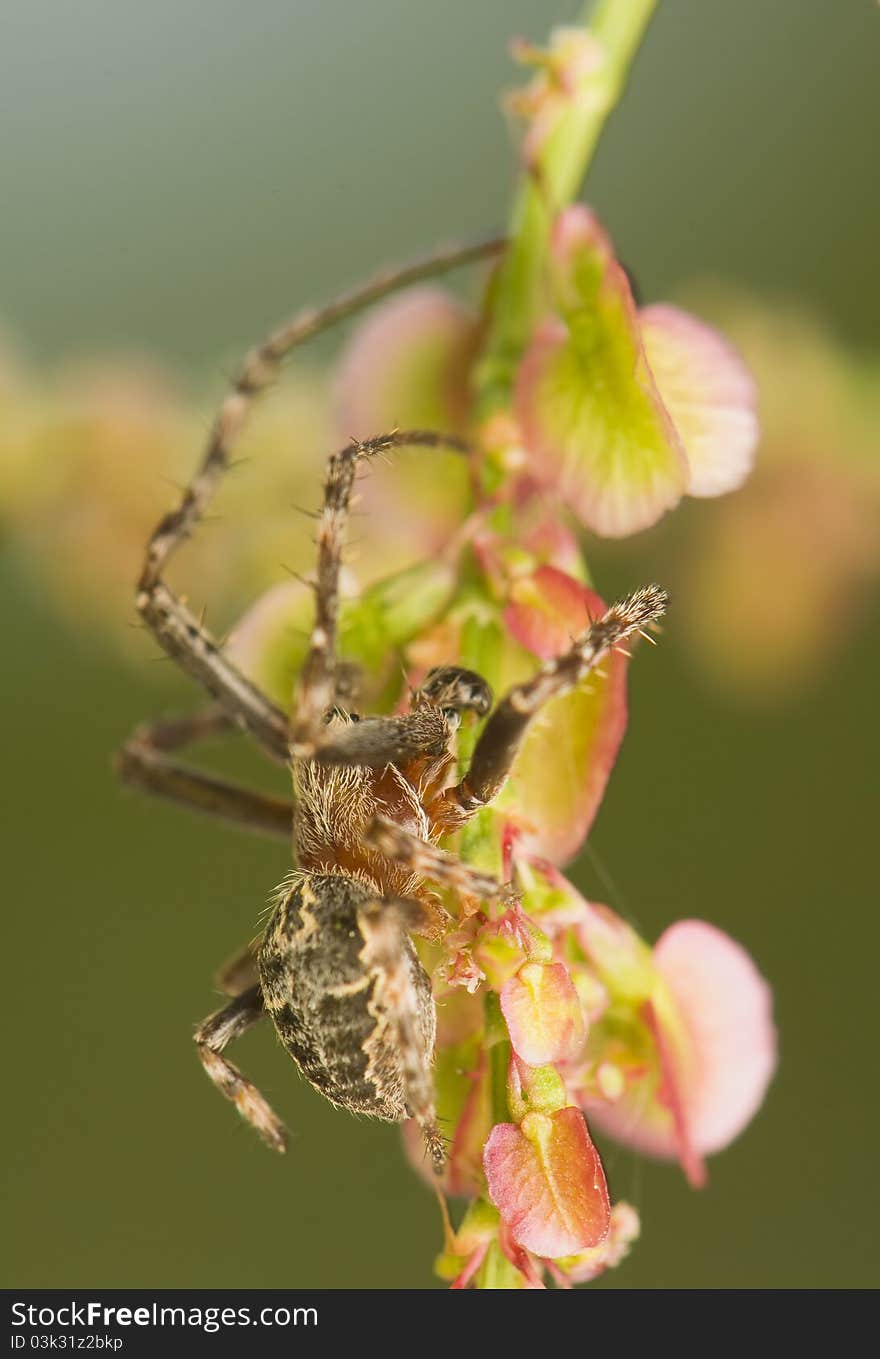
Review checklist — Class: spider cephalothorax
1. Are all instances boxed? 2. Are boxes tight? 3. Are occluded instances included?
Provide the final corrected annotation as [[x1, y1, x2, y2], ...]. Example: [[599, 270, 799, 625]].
[[117, 240, 667, 1171]]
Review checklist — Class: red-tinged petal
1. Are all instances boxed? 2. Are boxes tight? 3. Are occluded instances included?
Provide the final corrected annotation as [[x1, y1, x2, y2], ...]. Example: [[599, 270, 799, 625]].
[[643, 997, 707, 1188], [516, 208, 688, 537], [501, 962, 586, 1066], [640, 304, 758, 498], [500, 579, 628, 864], [514, 854, 594, 930], [517, 323, 687, 537], [504, 564, 594, 659], [585, 921, 776, 1169], [474, 913, 532, 992], [521, 516, 584, 575], [654, 920, 777, 1155], [484, 1108, 610, 1258], [556, 1201, 640, 1282], [497, 1223, 547, 1289], [335, 285, 478, 438], [575, 899, 656, 1003]]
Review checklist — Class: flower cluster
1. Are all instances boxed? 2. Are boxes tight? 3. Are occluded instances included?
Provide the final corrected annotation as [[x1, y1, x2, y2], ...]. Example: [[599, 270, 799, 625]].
[[399, 848, 773, 1288]]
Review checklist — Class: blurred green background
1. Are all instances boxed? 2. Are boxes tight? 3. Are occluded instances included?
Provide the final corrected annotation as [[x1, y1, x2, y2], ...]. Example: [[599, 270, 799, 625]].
[[2, 0, 878, 1289]]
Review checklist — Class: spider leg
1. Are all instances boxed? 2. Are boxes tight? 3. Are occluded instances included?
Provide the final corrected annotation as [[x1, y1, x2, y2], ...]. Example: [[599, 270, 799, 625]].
[[116, 708, 294, 840], [305, 667, 495, 770], [440, 585, 669, 819], [357, 896, 446, 1171], [363, 816, 506, 903], [136, 596, 289, 764], [290, 430, 470, 758], [136, 237, 503, 758], [214, 940, 261, 998], [194, 985, 287, 1153], [307, 711, 449, 768]]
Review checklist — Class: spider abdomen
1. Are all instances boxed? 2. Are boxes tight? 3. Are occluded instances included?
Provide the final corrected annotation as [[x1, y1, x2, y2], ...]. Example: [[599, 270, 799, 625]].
[[258, 872, 435, 1122]]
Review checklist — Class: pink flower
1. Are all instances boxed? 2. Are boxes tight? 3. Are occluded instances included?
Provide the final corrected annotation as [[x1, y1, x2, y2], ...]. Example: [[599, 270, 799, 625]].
[[582, 917, 777, 1186], [484, 1106, 610, 1258], [550, 1201, 641, 1285], [335, 286, 478, 440], [516, 206, 758, 537], [501, 962, 586, 1067]]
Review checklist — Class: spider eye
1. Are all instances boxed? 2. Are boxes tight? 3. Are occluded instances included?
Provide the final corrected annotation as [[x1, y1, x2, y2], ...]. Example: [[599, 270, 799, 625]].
[[323, 706, 360, 724], [466, 683, 489, 712], [420, 666, 493, 718], [442, 707, 462, 730]]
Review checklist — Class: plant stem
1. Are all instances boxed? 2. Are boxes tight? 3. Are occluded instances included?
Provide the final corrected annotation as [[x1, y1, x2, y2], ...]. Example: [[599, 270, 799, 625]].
[[474, 0, 658, 418], [484, 990, 511, 1125]]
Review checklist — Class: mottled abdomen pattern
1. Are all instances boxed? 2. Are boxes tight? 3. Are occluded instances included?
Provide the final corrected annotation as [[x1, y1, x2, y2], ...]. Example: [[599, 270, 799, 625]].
[[258, 872, 435, 1121]]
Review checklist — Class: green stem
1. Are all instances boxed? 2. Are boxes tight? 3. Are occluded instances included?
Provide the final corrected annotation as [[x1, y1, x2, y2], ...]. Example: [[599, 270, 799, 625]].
[[484, 991, 511, 1126], [474, 0, 658, 418], [477, 1240, 525, 1290], [455, 1, 659, 1294]]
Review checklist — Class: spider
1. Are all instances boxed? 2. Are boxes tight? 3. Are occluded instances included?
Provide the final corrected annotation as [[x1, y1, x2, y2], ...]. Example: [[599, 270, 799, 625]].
[[117, 237, 667, 1171]]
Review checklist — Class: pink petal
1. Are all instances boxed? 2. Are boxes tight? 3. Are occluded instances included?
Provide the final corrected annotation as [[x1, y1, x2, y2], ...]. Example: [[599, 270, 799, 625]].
[[557, 1201, 640, 1282], [585, 921, 776, 1167], [516, 208, 688, 537], [484, 1108, 610, 1258], [496, 1224, 547, 1289], [640, 304, 758, 498], [575, 898, 656, 1002], [643, 997, 707, 1188], [500, 962, 586, 1066], [504, 564, 595, 659], [501, 576, 629, 864], [517, 322, 687, 538], [335, 285, 478, 438], [474, 910, 533, 992], [521, 517, 584, 576], [654, 920, 777, 1155], [333, 286, 477, 559]]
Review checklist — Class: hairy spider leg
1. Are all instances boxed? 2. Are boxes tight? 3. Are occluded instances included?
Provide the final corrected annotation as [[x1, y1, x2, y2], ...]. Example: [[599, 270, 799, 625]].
[[433, 584, 669, 823], [117, 706, 294, 839], [133, 236, 503, 763], [290, 430, 470, 760], [357, 895, 447, 1170], [194, 985, 287, 1154], [363, 816, 506, 902]]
